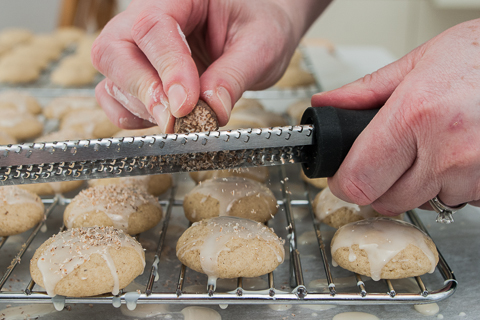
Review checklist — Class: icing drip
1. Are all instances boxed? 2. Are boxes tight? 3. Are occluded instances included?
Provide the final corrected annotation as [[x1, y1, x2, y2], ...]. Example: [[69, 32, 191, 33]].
[[65, 185, 161, 231], [315, 186, 377, 220], [37, 227, 145, 297], [190, 177, 274, 216], [177, 216, 285, 284], [331, 218, 437, 281], [0, 186, 44, 209]]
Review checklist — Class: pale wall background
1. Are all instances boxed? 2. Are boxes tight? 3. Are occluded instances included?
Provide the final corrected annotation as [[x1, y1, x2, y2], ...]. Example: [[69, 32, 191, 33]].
[[1, 0, 479, 59]]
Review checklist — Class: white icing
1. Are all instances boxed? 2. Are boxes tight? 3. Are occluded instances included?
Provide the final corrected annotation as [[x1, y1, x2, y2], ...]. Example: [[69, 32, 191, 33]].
[[0, 304, 57, 319], [333, 312, 379, 320], [0, 186, 43, 209], [194, 167, 269, 183], [268, 305, 292, 311], [37, 227, 145, 297], [181, 306, 221, 320], [414, 303, 439, 316], [331, 218, 437, 281], [65, 185, 161, 231], [315, 186, 377, 221], [176, 216, 284, 284], [189, 177, 274, 216]]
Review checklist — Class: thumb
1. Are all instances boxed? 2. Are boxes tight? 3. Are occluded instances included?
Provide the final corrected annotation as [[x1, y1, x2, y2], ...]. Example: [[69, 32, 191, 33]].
[[311, 46, 424, 110]]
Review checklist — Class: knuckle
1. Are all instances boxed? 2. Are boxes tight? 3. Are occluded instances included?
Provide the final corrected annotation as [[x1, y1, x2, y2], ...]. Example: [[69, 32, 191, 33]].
[[131, 11, 161, 46], [91, 35, 109, 72], [336, 176, 375, 206]]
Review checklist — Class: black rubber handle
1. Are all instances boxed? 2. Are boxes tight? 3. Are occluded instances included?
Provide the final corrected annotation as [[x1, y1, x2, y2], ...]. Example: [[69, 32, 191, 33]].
[[300, 106, 379, 178]]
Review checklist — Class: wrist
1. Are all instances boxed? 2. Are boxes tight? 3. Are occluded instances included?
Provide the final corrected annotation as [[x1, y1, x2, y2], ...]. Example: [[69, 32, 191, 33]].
[[277, 0, 332, 44]]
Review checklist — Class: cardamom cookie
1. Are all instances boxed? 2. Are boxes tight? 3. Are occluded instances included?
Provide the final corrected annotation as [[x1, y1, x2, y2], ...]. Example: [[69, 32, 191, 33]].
[[301, 170, 328, 189], [87, 174, 172, 196], [313, 186, 380, 229], [331, 218, 439, 281], [183, 177, 277, 223], [0, 109, 43, 141], [64, 185, 163, 235], [44, 96, 99, 120], [30, 227, 145, 297], [60, 109, 120, 138], [176, 216, 285, 282], [0, 90, 42, 115], [189, 167, 269, 183], [0, 186, 44, 237]]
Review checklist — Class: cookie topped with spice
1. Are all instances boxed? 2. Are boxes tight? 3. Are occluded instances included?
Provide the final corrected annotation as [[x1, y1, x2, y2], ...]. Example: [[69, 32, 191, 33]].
[[63, 184, 163, 235], [30, 226, 145, 297]]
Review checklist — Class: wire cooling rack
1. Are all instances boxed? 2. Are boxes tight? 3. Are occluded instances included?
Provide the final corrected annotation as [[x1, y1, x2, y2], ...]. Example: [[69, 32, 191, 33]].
[[0, 164, 456, 310]]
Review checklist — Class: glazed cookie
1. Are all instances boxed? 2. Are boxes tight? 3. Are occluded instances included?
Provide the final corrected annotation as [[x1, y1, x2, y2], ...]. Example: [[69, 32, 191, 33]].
[[189, 167, 269, 183], [331, 218, 439, 280], [0, 49, 49, 70], [0, 90, 42, 115], [312, 186, 380, 229], [44, 95, 99, 120], [0, 186, 44, 237], [0, 109, 43, 141], [183, 177, 277, 223], [176, 216, 284, 283], [30, 227, 145, 297], [60, 109, 120, 138], [174, 100, 218, 133], [301, 171, 328, 189], [64, 185, 163, 235], [275, 67, 315, 89], [87, 174, 173, 196], [51, 55, 97, 86], [232, 98, 265, 113]]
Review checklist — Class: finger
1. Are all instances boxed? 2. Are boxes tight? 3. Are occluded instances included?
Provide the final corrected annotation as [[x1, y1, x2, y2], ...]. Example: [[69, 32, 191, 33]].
[[92, 19, 171, 131], [198, 33, 291, 126], [96, 79, 158, 130], [311, 46, 423, 110], [104, 78, 155, 123], [131, 11, 200, 118]]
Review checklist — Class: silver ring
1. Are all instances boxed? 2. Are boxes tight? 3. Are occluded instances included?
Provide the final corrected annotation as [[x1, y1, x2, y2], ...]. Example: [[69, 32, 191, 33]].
[[429, 196, 467, 224]]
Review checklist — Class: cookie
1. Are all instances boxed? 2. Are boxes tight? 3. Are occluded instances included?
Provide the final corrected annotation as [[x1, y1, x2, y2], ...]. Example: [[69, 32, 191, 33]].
[[174, 100, 218, 133], [1, 49, 49, 70], [34, 129, 92, 143], [0, 90, 42, 115], [64, 185, 163, 235], [275, 67, 315, 89], [287, 99, 310, 124], [0, 28, 33, 48], [312, 186, 380, 229], [87, 174, 173, 196], [232, 98, 265, 113], [0, 186, 44, 237], [113, 126, 164, 137], [301, 170, 328, 189], [189, 167, 269, 183], [51, 55, 97, 86], [0, 62, 40, 84], [176, 216, 284, 282], [55, 27, 85, 46], [331, 218, 439, 281], [60, 109, 120, 138], [0, 109, 43, 141], [30, 226, 145, 297], [44, 96, 99, 120], [223, 104, 287, 130], [184, 177, 277, 223], [19, 181, 84, 196], [0, 130, 16, 145]]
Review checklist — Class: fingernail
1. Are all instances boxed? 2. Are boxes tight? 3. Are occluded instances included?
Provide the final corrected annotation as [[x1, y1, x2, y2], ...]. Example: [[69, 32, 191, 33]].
[[216, 86, 232, 119], [167, 84, 187, 116], [152, 104, 171, 132]]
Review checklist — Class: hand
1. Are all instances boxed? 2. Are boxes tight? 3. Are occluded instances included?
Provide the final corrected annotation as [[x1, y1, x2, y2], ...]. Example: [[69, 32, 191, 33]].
[[92, 0, 327, 132], [311, 19, 480, 215]]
